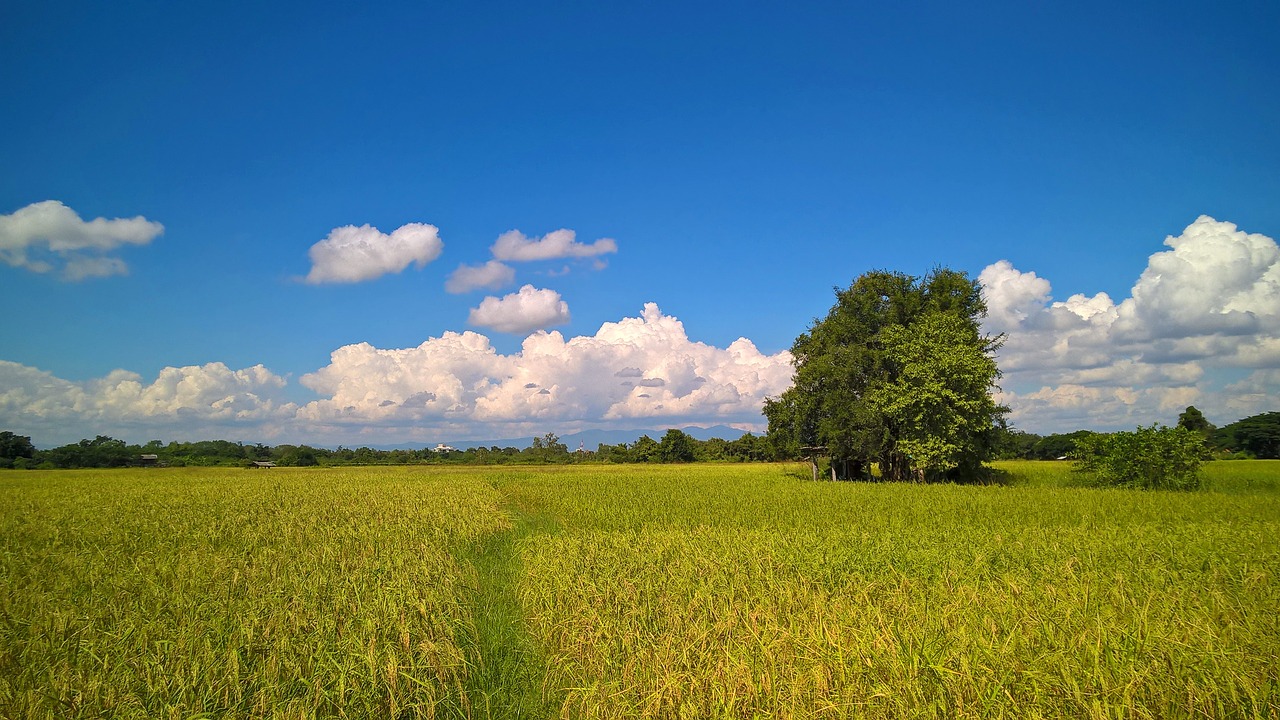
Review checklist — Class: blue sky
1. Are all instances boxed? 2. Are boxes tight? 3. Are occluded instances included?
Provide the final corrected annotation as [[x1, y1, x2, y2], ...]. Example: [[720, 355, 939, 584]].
[[2, 1, 1278, 446]]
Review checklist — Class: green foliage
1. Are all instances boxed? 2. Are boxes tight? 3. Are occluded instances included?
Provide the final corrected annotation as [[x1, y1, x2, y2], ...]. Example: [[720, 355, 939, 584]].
[[1073, 425, 1205, 490], [1213, 411, 1280, 459], [1028, 430, 1097, 460], [726, 432, 772, 462], [765, 267, 1005, 481], [989, 428, 1107, 461], [631, 434, 660, 463], [2, 429, 819, 470], [275, 445, 319, 466], [659, 428, 696, 463], [1177, 405, 1215, 434], [994, 458, 1280, 494], [0, 431, 36, 463], [990, 427, 1040, 460], [869, 310, 1003, 477], [40, 435, 136, 469]]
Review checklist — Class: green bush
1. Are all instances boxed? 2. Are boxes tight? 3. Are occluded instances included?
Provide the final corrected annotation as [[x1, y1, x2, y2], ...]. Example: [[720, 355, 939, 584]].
[[1073, 424, 1204, 490]]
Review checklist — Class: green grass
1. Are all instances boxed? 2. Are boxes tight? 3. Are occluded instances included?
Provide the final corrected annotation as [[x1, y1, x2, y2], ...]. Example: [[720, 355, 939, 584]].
[[0, 467, 509, 718], [511, 464, 1280, 718], [451, 472, 563, 719], [994, 458, 1280, 493], [3, 462, 1279, 718]]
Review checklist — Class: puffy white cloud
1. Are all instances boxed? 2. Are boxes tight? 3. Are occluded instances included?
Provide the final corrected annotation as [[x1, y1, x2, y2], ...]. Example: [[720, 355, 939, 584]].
[[445, 259, 515, 294], [0, 200, 163, 280], [0, 360, 295, 444], [468, 285, 570, 333], [297, 303, 793, 439], [490, 228, 617, 262], [982, 216, 1280, 432], [979, 260, 1052, 328], [305, 222, 443, 284], [1, 304, 792, 446], [1113, 215, 1279, 339]]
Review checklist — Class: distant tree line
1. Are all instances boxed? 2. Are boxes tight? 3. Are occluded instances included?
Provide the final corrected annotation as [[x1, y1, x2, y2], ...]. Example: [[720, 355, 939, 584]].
[[0, 429, 780, 470], [990, 408, 1280, 461], [2, 408, 1275, 472]]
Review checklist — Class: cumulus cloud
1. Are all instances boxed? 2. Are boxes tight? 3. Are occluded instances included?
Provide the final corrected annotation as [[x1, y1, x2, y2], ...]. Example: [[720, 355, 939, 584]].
[[0, 360, 295, 444], [982, 216, 1280, 432], [0, 303, 795, 445], [1114, 216, 1279, 339], [305, 222, 443, 284], [445, 259, 515, 294], [0, 200, 163, 280], [297, 303, 793, 439], [468, 285, 571, 333], [490, 228, 617, 262]]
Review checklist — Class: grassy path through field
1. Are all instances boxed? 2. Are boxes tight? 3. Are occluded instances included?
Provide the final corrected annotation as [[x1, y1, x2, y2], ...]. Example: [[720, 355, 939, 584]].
[[451, 488, 562, 719]]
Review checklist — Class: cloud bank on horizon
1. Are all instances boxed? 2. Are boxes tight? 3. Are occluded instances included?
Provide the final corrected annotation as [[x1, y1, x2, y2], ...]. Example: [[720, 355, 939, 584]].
[[1, 214, 1277, 445], [0, 304, 791, 445], [982, 216, 1279, 431]]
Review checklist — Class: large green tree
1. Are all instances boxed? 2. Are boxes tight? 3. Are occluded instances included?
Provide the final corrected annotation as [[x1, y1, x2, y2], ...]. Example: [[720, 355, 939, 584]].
[[0, 431, 36, 461], [1212, 411, 1280, 458], [765, 268, 1006, 482]]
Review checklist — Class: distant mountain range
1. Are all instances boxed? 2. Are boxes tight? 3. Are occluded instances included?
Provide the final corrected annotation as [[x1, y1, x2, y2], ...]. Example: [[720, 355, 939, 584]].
[[355, 425, 752, 452]]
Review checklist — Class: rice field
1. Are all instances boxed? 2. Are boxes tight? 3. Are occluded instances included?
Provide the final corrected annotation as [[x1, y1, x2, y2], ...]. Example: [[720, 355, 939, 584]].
[[2, 462, 1278, 718], [0, 467, 510, 718]]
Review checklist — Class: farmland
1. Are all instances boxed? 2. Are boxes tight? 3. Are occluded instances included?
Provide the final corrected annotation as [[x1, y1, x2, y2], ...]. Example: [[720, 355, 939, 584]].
[[2, 462, 1278, 718]]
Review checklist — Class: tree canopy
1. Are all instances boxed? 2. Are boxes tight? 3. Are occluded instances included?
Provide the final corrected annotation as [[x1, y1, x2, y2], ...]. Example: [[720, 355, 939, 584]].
[[765, 268, 1006, 482], [1177, 405, 1215, 435], [0, 431, 35, 460], [1212, 411, 1280, 459]]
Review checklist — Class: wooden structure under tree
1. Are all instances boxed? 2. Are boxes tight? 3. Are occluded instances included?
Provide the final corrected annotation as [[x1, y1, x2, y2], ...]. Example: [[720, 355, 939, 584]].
[[800, 446, 830, 481], [800, 446, 870, 482]]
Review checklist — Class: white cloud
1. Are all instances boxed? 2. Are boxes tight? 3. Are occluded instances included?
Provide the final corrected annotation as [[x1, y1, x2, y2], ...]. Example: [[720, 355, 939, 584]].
[[0, 200, 163, 280], [468, 284, 571, 333], [1, 305, 792, 446], [982, 216, 1280, 433], [0, 360, 295, 445], [979, 260, 1052, 328], [305, 222, 443, 284], [445, 260, 515, 294], [1113, 216, 1279, 337], [490, 228, 617, 262], [1221, 370, 1280, 418], [297, 303, 793, 440]]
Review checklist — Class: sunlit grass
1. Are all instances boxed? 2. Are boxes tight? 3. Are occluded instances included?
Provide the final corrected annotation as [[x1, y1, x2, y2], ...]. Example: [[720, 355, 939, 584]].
[[0, 467, 508, 718], [509, 464, 1280, 718], [994, 458, 1280, 493], [3, 462, 1278, 718]]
